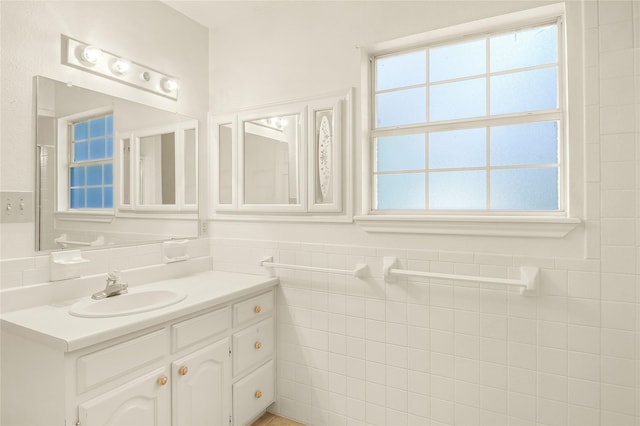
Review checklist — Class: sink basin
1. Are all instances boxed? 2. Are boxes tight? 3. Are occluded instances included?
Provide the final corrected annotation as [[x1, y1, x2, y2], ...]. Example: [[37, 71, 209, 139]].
[[69, 289, 187, 318]]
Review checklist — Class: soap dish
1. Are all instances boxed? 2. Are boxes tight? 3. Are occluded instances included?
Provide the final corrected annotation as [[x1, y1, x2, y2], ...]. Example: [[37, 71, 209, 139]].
[[163, 239, 190, 263], [50, 250, 90, 281]]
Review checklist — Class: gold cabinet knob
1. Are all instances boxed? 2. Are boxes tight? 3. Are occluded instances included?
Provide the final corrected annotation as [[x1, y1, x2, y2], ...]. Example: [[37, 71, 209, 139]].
[[255, 390, 262, 399], [254, 305, 262, 314], [255, 341, 262, 350], [157, 375, 168, 386], [179, 365, 189, 376]]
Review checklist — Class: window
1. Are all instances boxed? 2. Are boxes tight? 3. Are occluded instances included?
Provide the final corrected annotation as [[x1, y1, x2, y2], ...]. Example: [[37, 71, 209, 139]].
[[68, 114, 114, 209], [372, 21, 563, 213]]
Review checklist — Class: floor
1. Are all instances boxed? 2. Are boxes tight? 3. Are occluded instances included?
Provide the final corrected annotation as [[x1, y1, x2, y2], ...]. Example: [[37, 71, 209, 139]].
[[251, 412, 306, 426]]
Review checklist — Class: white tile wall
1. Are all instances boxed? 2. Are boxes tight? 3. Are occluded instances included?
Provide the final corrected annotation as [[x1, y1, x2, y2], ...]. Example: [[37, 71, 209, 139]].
[[210, 236, 623, 425], [0, 238, 210, 291]]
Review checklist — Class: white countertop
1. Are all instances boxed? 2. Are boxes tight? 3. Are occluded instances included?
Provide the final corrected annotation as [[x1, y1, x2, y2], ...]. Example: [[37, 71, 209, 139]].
[[0, 270, 278, 353]]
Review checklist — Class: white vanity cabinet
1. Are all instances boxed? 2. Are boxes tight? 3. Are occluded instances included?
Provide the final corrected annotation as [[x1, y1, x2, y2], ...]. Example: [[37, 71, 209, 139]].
[[1, 285, 276, 426], [231, 291, 275, 426], [77, 366, 172, 425], [171, 338, 231, 425]]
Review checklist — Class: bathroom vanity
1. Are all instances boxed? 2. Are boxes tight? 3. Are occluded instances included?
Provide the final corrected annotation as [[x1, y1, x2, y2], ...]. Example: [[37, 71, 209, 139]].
[[1, 270, 277, 426]]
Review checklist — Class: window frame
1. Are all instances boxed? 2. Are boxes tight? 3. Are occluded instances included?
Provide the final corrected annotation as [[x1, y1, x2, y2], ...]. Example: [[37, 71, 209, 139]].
[[56, 106, 115, 217], [356, 3, 582, 237], [68, 112, 115, 210]]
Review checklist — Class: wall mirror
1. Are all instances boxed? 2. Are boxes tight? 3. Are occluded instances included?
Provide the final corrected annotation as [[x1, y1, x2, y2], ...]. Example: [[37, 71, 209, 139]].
[[35, 76, 199, 252], [211, 89, 353, 218], [242, 113, 302, 207]]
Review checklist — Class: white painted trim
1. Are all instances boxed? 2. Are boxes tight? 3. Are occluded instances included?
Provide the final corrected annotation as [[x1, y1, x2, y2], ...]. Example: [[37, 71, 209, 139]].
[[359, 3, 582, 227], [354, 215, 581, 238]]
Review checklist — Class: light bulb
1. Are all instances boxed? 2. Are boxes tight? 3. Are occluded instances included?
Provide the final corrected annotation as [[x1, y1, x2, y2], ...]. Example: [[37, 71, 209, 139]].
[[111, 58, 130, 75], [161, 78, 178, 92], [81, 45, 102, 65]]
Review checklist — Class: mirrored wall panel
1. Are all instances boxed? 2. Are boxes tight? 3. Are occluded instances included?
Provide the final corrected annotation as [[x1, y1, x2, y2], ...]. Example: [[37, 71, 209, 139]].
[[35, 76, 199, 252], [243, 114, 300, 205]]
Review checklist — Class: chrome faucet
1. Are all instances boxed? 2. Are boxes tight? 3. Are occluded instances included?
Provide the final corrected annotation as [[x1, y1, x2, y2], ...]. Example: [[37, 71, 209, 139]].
[[91, 271, 128, 300]]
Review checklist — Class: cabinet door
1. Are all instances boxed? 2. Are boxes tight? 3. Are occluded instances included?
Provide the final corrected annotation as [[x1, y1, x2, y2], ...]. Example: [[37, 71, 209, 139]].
[[172, 338, 231, 426], [78, 366, 171, 426]]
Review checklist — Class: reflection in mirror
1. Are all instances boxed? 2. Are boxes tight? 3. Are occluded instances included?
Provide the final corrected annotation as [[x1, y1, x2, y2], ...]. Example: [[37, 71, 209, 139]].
[[218, 123, 233, 205], [122, 138, 131, 205], [244, 115, 299, 204], [184, 128, 197, 205], [139, 132, 176, 205], [35, 76, 199, 252]]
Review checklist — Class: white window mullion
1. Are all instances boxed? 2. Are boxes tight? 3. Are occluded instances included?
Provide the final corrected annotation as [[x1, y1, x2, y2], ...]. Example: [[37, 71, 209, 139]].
[[425, 49, 430, 210], [485, 35, 491, 210]]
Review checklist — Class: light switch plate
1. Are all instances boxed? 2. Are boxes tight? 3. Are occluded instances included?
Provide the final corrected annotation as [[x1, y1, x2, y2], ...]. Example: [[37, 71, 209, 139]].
[[1, 191, 33, 223]]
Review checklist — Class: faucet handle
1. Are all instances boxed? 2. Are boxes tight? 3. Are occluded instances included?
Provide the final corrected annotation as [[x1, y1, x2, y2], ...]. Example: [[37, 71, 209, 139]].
[[107, 271, 121, 282]]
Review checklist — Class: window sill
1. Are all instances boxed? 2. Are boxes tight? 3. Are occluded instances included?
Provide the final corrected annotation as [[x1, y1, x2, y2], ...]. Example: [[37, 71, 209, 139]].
[[353, 215, 581, 238], [55, 211, 114, 223]]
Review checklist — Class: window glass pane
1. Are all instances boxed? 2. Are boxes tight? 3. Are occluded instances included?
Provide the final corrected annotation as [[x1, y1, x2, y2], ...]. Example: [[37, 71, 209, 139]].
[[430, 38, 486, 82], [86, 165, 103, 186], [491, 121, 558, 166], [103, 163, 113, 185], [89, 138, 106, 160], [430, 78, 486, 122], [105, 115, 113, 135], [89, 117, 106, 138], [429, 128, 486, 169], [376, 134, 425, 172], [376, 173, 425, 209], [490, 67, 557, 115], [74, 141, 88, 162], [106, 137, 113, 158], [70, 188, 85, 208], [74, 122, 88, 141], [86, 188, 103, 208], [376, 51, 427, 91], [490, 167, 558, 210], [491, 24, 557, 73], [70, 167, 85, 187], [376, 87, 427, 127], [103, 186, 113, 208], [429, 170, 486, 209]]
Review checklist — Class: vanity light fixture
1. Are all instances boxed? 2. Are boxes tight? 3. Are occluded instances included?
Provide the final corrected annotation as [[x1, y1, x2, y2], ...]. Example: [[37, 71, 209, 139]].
[[110, 58, 130, 75], [161, 77, 178, 93], [61, 35, 179, 100], [80, 45, 102, 65]]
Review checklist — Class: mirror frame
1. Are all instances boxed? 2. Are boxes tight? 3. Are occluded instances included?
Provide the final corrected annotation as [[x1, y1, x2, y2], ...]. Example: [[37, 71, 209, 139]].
[[210, 89, 353, 219], [118, 120, 198, 212]]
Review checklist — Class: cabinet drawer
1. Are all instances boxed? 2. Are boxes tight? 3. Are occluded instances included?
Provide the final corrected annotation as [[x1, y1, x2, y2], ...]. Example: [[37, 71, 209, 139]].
[[233, 291, 273, 327], [232, 360, 274, 426], [232, 317, 273, 377], [77, 329, 166, 393], [171, 306, 230, 352]]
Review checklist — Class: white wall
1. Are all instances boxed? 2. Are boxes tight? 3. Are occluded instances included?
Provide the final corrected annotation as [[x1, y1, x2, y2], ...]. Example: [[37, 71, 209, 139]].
[[205, 0, 588, 259], [202, 1, 640, 425], [0, 0, 209, 261]]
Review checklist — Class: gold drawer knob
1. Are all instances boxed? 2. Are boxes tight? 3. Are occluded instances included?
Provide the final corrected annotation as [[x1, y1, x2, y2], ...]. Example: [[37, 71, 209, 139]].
[[157, 375, 168, 386], [254, 305, 262, 314], [179, 365, 189, 376], [255, 390, 262, 399], [255, 341, 262, 350]]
